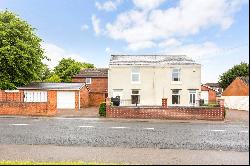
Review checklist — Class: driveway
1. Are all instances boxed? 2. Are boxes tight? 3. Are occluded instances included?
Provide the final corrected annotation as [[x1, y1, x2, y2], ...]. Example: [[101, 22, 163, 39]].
[[225, 109, 249, 123], [56, 107, 99, 117]]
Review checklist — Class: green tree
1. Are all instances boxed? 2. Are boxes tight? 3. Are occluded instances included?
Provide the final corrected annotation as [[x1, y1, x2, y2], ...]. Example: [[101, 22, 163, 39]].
[[39, 64, 52, 82], [0, 10, 46, 89], [54, 58, 94, 82], [218, 62, 249, 89], [46, 74, 61, 83]]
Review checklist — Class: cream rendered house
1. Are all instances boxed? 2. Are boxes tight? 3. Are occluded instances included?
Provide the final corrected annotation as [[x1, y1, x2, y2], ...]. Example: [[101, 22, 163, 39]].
[[108, 55, 201, 107]]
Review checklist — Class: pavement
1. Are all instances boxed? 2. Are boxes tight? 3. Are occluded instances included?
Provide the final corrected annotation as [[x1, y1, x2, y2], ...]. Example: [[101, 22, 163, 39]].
[[0, 144, 248, 165]]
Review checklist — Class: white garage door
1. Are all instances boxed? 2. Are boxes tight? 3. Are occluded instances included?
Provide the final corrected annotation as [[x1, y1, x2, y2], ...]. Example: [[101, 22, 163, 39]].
[[57, 91, 75, 109]]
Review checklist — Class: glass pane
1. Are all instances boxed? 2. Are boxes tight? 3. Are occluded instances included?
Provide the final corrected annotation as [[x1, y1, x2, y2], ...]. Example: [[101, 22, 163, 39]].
[[132, 74, 139, 82], [132, 90, 139, 94], [172, 90, 179, 94], [131, 95, 140, 104], [172, 95, 180, 104]]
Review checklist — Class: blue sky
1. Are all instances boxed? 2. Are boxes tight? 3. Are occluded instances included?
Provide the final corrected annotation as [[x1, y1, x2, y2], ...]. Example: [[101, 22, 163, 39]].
[[0, 0, 249, 83]]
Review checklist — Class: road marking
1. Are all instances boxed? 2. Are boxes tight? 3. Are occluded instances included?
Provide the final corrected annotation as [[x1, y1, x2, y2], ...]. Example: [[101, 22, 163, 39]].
[[211, 130, 226, 132], [110, 127, 128, 129], [144, 128, 154, 130], [10, 124, 29, 126], [240, 130, 249, 133], [78, 126, 94, 128]]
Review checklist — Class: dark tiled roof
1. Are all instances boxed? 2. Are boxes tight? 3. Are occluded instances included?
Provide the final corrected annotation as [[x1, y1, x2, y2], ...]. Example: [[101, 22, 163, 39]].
[[205, 83, 220, 88], [17, 82, 85, 90], [74, 68, 108, 78], [239, 76, 249, 86], [109, 55, 200, 66]]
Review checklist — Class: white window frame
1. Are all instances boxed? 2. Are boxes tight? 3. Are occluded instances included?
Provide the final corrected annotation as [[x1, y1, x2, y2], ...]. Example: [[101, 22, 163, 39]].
[[24, 91, 47, 102], [172, 89, 181, 105], [86, 78, 92, 84], [189, 90, 196, 106], [131, 68, 140, 84], [131, 89, 140, 105], [171, 68, 181, 84]]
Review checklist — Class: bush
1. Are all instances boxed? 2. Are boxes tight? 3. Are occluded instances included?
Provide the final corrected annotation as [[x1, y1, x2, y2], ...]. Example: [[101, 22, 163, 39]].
[[99, 102, 106, 117]]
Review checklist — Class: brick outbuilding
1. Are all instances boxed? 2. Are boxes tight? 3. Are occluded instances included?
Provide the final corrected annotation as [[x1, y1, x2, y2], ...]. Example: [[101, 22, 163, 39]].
[[222, 77, 249, 111], [0, 82, 90, 116], [72, 68, 108, 106]]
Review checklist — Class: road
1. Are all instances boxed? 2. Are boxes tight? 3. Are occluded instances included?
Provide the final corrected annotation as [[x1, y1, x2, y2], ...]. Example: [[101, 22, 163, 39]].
[[0, 117, 249, 164], [0, 117, 248, 151]]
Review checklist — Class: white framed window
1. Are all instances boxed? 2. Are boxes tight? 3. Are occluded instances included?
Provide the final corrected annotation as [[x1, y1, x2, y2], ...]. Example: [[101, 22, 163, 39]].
[[172, 89, 180, 105], [24, 91, 47, 102], [131, 67, 140, 83], [189, 90, 196, 106], [86, 78, 91, 84], [131, 89, 140, 105], [172, 68, 181, 81]]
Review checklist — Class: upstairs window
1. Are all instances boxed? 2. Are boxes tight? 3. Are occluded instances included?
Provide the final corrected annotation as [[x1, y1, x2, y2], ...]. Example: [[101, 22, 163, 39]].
[[172, 68, 181, 81], [86, 78, 91, 84], [131, 67, 140, 83]]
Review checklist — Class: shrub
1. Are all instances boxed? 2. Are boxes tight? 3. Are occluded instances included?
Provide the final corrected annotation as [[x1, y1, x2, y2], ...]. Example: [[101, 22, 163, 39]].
[[99, 102, 106, 117]]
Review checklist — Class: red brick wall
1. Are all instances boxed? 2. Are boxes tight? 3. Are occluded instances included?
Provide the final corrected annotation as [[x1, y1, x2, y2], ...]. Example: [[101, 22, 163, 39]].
[[89, 92, 106, 106], [107, 106, 224, 121], [72, 77, 108, 93], [201, 86, 217, 103], [222, 78, 249, 96], [0, 90, 57, 116], [80, 87, 89, 108], [106, 98, 225, 121], [0, 90, 24, 102]]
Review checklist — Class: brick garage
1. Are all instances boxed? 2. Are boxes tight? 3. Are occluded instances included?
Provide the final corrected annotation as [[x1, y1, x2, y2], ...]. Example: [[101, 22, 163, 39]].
[[72, 68, 108, 106], [106, 98, 225, 121], [0, 82, 90, 116], [201, 84, 218, 104], [0, 90, 57, 116]]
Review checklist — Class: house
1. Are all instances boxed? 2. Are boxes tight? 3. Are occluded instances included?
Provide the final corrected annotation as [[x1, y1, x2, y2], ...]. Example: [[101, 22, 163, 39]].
[[222, 77, 249, 111], [204, 83, 223, 97], [72, 68, 108, 106], [17, 82, 89, 110], [200, 84, 218, 105], [108, 55, 201, 106]]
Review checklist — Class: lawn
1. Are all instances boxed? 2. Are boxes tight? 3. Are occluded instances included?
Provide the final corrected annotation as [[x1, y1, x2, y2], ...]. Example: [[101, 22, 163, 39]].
[[0, 161, 124, 165]]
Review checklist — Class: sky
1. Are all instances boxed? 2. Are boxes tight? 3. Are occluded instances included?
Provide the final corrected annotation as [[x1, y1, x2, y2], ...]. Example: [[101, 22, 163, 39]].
[[0, 0, 249, 83]]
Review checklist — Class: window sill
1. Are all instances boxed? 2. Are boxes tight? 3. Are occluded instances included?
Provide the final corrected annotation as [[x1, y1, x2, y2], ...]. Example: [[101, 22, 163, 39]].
[[171, 81, 182, 85], [131, 82, 141, 84]]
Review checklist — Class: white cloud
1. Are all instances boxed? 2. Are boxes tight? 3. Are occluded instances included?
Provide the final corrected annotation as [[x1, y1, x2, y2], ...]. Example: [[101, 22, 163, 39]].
[[132, 0, 166, 10], [95, 0, 123, 11], [80, 24, 89, 31], [166, 42, 221, 60], [41, 43, 86, 69], [128, 41, 156, 51], [106, 0, 246, 51], [159, 38, 182, 48], [92, 15, 101, 35]]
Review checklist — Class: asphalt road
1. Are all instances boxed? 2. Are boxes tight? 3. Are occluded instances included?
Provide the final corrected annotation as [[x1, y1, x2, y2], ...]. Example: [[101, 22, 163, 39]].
[[0, 117, 248, 152]]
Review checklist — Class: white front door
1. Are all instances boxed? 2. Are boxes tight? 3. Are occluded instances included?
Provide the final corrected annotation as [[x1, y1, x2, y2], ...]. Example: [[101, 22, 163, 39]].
[[57, 91, 75, 109]]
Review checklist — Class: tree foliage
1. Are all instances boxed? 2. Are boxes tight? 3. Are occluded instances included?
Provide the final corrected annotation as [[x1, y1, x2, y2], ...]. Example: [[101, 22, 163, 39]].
[[54, 58, 94, 82], [218, 62, 249, 89], [46, 74, 61, 83], [0, 10, 46, 89]]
